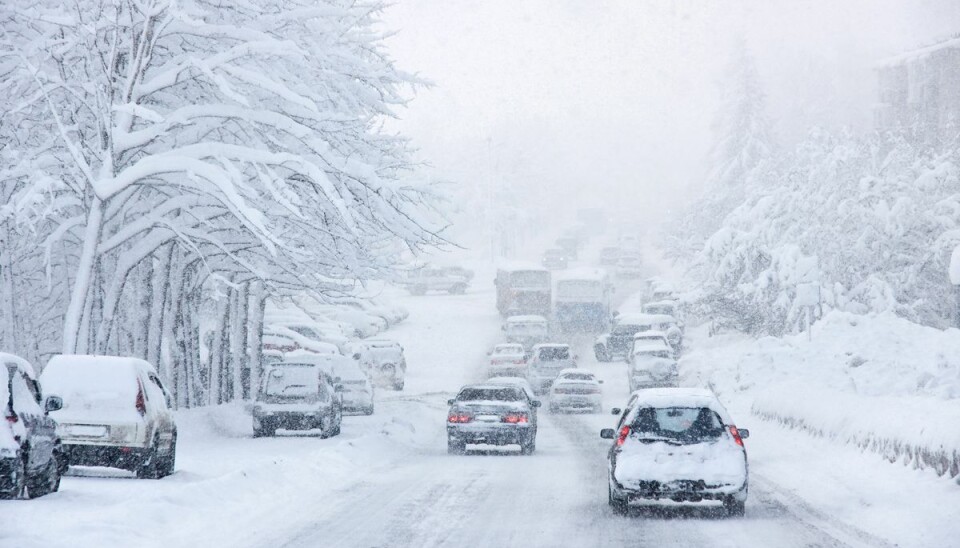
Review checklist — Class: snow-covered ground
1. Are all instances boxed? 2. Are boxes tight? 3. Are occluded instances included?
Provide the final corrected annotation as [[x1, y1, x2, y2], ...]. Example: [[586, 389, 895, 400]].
[[3, 277, 959, 547]]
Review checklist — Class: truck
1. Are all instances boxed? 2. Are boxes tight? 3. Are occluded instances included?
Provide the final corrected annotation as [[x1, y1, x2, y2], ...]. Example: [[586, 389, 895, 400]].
[[495, 264, 552, 318], [553, 268, 612, 332]]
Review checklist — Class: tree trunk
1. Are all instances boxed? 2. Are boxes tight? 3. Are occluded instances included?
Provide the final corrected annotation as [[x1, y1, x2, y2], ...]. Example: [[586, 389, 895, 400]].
[[247, 282, 266, 401], [63, 197, 104, 354]]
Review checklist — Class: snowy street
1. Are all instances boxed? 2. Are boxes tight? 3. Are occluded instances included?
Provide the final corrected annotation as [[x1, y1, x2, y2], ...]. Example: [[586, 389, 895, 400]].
[[5, 280, 958, 548]]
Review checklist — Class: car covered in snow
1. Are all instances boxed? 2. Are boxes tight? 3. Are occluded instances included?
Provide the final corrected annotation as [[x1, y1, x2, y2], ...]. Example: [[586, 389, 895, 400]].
[[548, 369, 603, 413], [595, 313, 671, 362], [627, 343, 679, 392], [599, 246, 622, 266], [642, 300, 684, 330], [486, 343, 527, 377], [355, 339, 406, 390], [601, 388, 750, 516], [446, 384, 540, 455], [630, 331, 678, 359], [1, 353, 64, 499], [401, 267, 470, 295], [333, 362, 375, 415], [40, 355, 177, 479], [502, 315, 550, 350], [541, 248, 569, 270], [615, 255, 643, 278], [526, 343, 576, 394], [252, 359, 343, 437]]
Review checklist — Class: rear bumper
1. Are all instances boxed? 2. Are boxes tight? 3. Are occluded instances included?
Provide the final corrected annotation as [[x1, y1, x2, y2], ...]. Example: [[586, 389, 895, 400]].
[[448, 424, 533, 446], [63, 443, 151, 470], [255, 412, 325, 431], [612, 476, 748, 503], [550, 394, 601, 409]]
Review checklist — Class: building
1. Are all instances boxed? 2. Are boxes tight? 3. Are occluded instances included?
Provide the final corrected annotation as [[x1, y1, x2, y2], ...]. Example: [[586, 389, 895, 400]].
[[875, 36, 960, 147]]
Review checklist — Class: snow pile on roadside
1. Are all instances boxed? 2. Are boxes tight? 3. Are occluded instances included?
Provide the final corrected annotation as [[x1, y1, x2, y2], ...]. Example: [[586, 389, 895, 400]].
[[681, 311, 960, 478]]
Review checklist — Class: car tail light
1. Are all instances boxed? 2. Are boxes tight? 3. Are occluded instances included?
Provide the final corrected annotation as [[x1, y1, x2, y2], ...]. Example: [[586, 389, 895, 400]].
[[4, 409, 17, 424], [448, 414, 472, 423], [502, 413, 528, 424], [135, 380, 147, 416], [729, 426, 744, 447], [616, 425, 630, 447]]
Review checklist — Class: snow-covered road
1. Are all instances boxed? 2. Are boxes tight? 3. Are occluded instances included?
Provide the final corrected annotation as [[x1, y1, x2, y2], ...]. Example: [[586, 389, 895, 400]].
[[3, 280, 958, 547]]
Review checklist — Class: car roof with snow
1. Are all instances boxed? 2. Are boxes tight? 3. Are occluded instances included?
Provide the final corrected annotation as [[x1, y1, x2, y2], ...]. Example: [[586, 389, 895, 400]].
[[632, 340, 674, 353], [496, 261, 548, 273], [494, 343, 525, 352], [0, 352, 37, 380], [615, 313, 676, 326], [633, 330, 669, 339], [625, 388, 732, 423], [45, 354, 156, 375], [506, 315, 548, 324], [531, 343, 570, 350], [485, 377, 536, 396], [556, 369, 596, 381]]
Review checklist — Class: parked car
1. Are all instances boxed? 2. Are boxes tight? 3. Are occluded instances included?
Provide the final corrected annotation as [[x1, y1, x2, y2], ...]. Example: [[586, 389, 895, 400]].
[[317, 305, 385, 339], [599, 246, 622, 266], [601, 388, 750, 516], [526, 343, 576, 395], [334, 362, 375, 415], [486, 343, 527, 377], [503, 315, 550, 350], [356, 339, 406, 390], [548, 369, 602, 413], [541, 248, 569, 270], [40, 355, 177, 479], [264, 324, 341, 355], [446, 384, 540, 455], [252, 358, 343, 437], [401, 267, 470, 295], [628, 343, 679, 392], [1, 353, 63, 499]]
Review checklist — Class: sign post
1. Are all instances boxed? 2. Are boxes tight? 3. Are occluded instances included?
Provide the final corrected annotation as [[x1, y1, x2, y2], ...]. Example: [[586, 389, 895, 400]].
[[796, 282, 821, 341]]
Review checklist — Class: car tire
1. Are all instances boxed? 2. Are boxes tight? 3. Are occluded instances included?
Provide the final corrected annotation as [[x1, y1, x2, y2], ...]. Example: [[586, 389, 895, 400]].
[[363, 405, 375, 416], [156, 435, 177, 478], [448, 284, 466, 295], [393, 380, 404, 391], [253, 424, 275, 438], [0, 457, 26, 500], [447, 438, 465, 455], [520, 437, 536, 455], [27, 454, 61, 498], [723, 497, 745, 517], [609, 484, 628, 516], [136, 439, 161, 480]]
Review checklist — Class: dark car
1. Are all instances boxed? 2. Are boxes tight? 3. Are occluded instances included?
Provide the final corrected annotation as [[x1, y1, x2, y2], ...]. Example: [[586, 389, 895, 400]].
[[446, 384, 540, 455], [1, 353, 64, 499], [252, 359, 343, 438]]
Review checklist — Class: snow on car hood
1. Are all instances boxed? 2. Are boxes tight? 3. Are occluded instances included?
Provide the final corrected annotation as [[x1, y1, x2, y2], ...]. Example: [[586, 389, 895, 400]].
[[614, 438, 746, 488]]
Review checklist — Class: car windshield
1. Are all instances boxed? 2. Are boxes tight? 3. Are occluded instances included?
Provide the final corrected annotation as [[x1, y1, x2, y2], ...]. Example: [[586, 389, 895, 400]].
[[457, 387, 523, 402], [262, 365, 318, 400], [612, 325, 642, 336], [538, 347, 570, 360], [508, 271, 549, 288], [634, 350, 672, 360], [631, 407, 724, 443]]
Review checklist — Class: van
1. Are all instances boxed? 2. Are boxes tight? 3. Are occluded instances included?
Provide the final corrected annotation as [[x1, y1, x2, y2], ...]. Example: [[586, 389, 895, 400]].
[[40, 355, 177, 479]]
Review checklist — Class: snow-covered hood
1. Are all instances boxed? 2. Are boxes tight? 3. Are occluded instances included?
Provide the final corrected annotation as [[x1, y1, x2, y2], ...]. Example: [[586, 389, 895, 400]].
[[614, 438, 747, 488]]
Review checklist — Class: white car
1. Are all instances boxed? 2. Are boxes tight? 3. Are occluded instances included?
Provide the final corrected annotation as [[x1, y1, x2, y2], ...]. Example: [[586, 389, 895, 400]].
[[602, 388, 750, 516], [357, 339, 406, 390], [631, 331, 677, 359], [628, 343, 679, 392], [487, 344, 527, 377], [335, 363, 375, 415], [40, 355, 177, 479], [548, 369, 603, 413], [503, 315, 550, 350]]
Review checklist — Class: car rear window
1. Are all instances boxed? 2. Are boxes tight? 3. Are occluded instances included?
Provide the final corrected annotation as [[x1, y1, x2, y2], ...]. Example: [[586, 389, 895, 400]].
[[560, 372, 593, 381], [630, 407, 724, 443], [458, 387, 523, 402], [538, 347, 570, 360]]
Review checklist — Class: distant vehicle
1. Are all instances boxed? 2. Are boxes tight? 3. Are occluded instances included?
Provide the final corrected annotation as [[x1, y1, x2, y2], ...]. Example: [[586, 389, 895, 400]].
[[316, 305, 386, 338], [252, 359, 343, 437], [643, 300, 683, 329], [336, 298, 408, 328], [41, 355, 177, 479], [441, 266, 475, 282], [356, 339, 406, 390], [541, 248, 569, 270], [599, 246, 622, 266], [631, 331, 676, 359], [553, 269, 612, 332], [526, 343, 576, 394], [446, 384, 540, 455], [556, 235, 580, 261], [502, 315, 550, 351], [615, 255, 643, 279], [595, 313, 679, 362], [548, 369, 602, 414], [627, 344, 678, 392], [1, 353, 63, 499], [486, 344, 527, 377], [618, 234, 641, 251], [264, 324, 341, 355], [601, 388, 749, 516], [402, 267, 470, 295], [495, 265, 551, 317], [334, 365, 375, 416]]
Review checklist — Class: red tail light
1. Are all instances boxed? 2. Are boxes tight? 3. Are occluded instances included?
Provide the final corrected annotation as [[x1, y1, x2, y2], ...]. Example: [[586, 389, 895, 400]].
[[448, 414, 472, 423], [616, 425, 630, 446], [4, 410, 17, 424], [135, 380, 147, 416], [502, 413, 528, 424], [729, 426, 744, 447]]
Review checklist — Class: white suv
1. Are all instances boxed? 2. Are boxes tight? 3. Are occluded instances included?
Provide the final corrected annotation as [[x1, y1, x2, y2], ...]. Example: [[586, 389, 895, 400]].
[[40, 355, 177, 479]]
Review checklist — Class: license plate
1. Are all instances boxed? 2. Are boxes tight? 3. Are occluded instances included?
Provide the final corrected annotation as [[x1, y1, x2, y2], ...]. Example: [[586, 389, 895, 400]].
[[475, 415, 499, 423], [69, 425, 108, 438]]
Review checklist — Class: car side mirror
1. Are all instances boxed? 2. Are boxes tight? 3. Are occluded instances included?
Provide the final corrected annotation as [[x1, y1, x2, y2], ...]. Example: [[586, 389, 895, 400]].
[[598, 380, 604, 384], [531, 400, 541, 407], [600, 428, 616, 439], [447, 399, 456, 405], [738, 428, 750, 439], [610, 408, 622, 415], [44, 395, 63, 413]]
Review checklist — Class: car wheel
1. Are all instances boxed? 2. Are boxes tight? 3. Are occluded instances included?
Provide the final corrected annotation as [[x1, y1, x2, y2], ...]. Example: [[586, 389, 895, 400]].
[[156, 435, 177, 478], [136, 436, 162, 479], [27, 454, 61, 498], [0, 457, 25, 500], [393, 379, 405, 391], [723, 497, 745, 517], [447, 438, 465, 455], [363, 405, 375, 416], [520, 437, 536, 455], [609, 484, 628, 516]]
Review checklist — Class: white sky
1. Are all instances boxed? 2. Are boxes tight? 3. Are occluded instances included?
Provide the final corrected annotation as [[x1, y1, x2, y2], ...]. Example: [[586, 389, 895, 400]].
[[381, 0, 960, 246]]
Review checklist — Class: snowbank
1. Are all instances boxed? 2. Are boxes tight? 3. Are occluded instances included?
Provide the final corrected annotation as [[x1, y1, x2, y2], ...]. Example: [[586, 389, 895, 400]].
[[681, 311, 960, 478]]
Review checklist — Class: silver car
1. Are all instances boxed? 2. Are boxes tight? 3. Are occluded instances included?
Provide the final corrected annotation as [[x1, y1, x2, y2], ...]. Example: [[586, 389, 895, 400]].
[[601, 388, 750, 516], [446, 384, 540, 455], [526, 344, 576, 394]]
